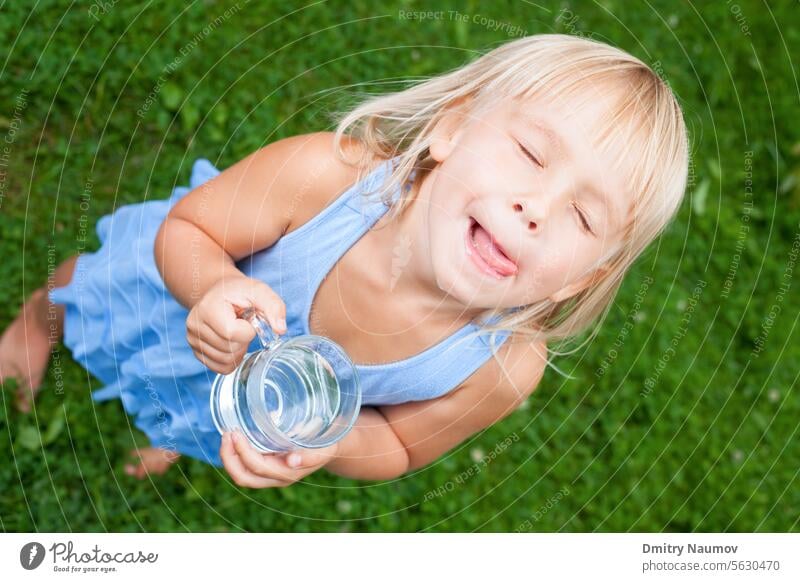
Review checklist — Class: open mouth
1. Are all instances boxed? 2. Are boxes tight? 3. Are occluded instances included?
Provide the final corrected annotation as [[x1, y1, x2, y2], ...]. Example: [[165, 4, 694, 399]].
[[465, 217, 518, 279]]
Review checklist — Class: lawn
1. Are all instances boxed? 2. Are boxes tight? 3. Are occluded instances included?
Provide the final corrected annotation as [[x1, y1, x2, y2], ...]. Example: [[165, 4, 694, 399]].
[[0, 0, 798, 532]]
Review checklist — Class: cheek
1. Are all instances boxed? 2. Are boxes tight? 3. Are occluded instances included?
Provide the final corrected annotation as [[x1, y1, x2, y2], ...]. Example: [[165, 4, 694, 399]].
[[515, 244, 585, 301], [426, 168, 477, 256], [441, 136, 507, 193], [427, 205, 462, 270]]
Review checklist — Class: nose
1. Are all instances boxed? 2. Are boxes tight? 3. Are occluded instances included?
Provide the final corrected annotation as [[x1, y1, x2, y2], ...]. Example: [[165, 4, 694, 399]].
[[512, 171, 572, 232], [512, 199, 541, 232]]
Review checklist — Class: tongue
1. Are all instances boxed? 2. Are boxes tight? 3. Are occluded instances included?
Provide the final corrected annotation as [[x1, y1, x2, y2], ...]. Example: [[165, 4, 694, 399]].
[[473, 224, 518, 276]]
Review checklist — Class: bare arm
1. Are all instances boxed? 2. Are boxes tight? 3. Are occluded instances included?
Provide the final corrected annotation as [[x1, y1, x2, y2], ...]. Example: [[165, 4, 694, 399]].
[[153, 131, 366, 310], [323, 408, 410, 480], [154, 217, 244, 310], [153, 132, 376, 374], [326, 337, 548, 480]]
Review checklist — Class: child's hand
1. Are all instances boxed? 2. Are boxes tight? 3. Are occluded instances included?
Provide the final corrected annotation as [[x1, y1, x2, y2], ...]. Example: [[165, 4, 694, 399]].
[[219, 430, 338, 488], [186, 275, 287, 374]]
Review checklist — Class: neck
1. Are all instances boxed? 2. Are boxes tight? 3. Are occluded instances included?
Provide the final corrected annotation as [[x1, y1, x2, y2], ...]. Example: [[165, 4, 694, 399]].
[[370, 165, 485, 325]]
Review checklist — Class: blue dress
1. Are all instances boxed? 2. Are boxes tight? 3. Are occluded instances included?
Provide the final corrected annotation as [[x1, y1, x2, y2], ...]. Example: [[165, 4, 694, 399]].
[[48, 156, 512, 467]]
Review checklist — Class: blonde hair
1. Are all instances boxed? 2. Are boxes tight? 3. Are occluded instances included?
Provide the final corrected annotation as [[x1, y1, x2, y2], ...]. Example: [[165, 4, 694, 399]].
[[329, 34, 689, 370]]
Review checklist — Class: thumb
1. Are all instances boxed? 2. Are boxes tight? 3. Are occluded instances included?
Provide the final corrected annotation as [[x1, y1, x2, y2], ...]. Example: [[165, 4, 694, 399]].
[[244, 281, 287, 336], [285, 445, 338, 469]]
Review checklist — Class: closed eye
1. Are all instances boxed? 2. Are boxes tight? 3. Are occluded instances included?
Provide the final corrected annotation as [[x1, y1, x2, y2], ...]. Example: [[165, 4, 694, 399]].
[[572, 202, 594, 235], [517, 141, 543, 168], [516, 139, 592, 235]]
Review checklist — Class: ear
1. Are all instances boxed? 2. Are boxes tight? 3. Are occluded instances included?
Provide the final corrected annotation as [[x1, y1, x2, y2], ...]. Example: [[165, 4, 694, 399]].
[[548, 266, 608, 303], [429, 96, 473, 162]]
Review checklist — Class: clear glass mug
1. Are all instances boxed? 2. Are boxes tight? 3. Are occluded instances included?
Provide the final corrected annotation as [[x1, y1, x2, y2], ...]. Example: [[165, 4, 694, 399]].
[[209, 306, 362, 453]]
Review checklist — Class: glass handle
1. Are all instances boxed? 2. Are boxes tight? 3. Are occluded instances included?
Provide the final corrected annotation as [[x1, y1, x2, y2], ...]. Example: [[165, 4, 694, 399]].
[[237, 306, 282, 350]]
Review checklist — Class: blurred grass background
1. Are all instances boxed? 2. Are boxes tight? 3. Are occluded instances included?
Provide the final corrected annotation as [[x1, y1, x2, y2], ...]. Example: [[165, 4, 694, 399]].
[[0, 0, 798, 532]]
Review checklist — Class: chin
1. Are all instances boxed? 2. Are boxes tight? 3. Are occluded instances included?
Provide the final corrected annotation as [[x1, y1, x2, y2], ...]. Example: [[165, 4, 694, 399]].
[[435, 264, 495, 310]]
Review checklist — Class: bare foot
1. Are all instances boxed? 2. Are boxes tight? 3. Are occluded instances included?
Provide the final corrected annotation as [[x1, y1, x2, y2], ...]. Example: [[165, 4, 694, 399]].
[[0, 288, 55, 412], [125, 447, 181, 479]]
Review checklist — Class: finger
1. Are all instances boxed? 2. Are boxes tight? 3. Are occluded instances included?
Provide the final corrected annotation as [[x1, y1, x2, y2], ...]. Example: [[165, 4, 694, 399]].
[[200, 337, 249, 366], [206, 305, 257, 344], [15, 377, 39, 413], [188, 340, 238, 367], [185, 310, 204, 337], [198, 322, 249, 353], [15, 388, 31, 413], [125, 450, 146, 479], [193, 350, 237, 375], [135, 463, 147, 479], [243, 285, 287, 335], [8, 367, 32, 413], [192, 348, 236, 371], [123, 459, 147, 480], [230, 431, 297, 481], [220, 433, 284, 488], [26, 370, 44, 393], [190, 346, 235, 374], [284, 446, 337, 469], [186, 311, 235, 350], [186, 331, 248, 369], [226, 281, 287, 336]]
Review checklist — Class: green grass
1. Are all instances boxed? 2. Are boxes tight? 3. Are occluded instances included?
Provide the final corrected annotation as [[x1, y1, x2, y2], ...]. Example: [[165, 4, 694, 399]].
[[1, 0, 798, 532]]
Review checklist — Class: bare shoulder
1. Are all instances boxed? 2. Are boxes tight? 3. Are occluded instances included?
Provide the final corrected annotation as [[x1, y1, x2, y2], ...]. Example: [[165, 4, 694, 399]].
[[167, 130, 377, 261], [376, 332, 547, 472], [462, 332, 548, 408], [276, 131, 380, 237]]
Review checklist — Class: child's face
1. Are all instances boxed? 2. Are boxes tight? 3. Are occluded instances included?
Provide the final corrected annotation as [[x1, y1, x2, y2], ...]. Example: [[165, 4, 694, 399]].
[[425, 93, 632, 309]]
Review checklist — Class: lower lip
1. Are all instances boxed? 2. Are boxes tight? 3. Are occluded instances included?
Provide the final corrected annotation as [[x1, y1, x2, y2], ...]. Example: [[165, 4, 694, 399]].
[[464, 219, 514, 280]]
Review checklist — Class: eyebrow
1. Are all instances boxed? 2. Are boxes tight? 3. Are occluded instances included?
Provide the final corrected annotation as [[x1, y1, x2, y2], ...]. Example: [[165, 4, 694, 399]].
[[517, 112, 622, 230], [584, 185, 621, 230], [519, 115, 564, 158]]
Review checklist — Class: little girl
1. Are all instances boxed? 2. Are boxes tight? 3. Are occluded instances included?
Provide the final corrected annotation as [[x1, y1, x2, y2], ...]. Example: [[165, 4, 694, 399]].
[[0, 34, 688, 488]]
